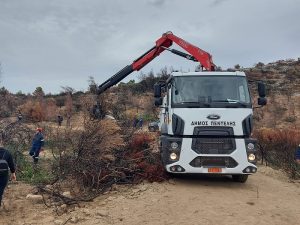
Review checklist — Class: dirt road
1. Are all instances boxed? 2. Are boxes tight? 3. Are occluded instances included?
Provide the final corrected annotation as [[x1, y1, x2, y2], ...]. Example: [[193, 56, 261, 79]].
[[1, 165, 300, 225]]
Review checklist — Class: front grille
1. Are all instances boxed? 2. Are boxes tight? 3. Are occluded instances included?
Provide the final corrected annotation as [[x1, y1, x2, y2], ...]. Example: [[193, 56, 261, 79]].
[[191, 126, 236, 154], [190, 156, 238, 168], [192, 137, 235, 154]]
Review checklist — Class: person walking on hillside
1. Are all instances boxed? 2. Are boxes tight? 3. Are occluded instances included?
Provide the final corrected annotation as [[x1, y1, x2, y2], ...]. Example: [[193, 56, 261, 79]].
[[57, 115, 63, 126], [0, 140, 16, 208], [29, 128, 45, 163], [295, 144, 300, 165], [138, 117, 144, 130], [133, 117, 139, 128], [17, 111, 23, 121]]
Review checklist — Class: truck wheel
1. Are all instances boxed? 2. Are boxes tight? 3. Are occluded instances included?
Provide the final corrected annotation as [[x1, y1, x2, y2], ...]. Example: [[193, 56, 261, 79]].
[[232, 174, 248, 183]]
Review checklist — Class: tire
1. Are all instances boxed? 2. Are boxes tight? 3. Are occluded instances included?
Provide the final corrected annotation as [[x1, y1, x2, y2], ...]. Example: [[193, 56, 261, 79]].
[[148, 127, 154, 132], [232, 174, 248, 183]]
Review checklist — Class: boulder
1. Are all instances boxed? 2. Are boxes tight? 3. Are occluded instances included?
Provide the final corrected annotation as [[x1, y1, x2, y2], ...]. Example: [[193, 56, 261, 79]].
[[96, 209, 109, 217], [62, 191, 72, 198], [53, 219, 63, 225], [82, 208, 91, 215], [70, 216, 80, 224], [26, 194, 43, 203]]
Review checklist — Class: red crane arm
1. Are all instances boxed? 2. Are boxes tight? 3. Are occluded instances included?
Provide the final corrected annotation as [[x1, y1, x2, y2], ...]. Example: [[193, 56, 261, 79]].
[[132, 31, 215, 71], [165, 32, 215, 71], [97, 32, 215, 94]]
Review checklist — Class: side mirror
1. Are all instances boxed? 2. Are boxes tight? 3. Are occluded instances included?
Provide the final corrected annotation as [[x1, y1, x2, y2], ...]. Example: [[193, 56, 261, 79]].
[[154, 84, 161, 98], [258, 82, 266, 97], [258, 97, 267, 106], [154, 97, 163, 107]]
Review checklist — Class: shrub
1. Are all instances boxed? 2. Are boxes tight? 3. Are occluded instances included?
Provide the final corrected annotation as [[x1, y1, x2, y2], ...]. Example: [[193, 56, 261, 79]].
[[0, 120, 53, 184], [284, 116, 297, 123], [254, 128, 300, 178], [43, 116, 167, 203], [142, 113, 157, 122], [19, 100, 45, 122], [19, 161, 54, 185], [19, 97, 59, 122], [129, 132, 153, 151]]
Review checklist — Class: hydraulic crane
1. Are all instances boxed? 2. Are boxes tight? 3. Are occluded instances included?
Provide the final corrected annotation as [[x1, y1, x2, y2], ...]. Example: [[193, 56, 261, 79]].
[[92, 31, 267, 183], [93, 31, 215, 118]]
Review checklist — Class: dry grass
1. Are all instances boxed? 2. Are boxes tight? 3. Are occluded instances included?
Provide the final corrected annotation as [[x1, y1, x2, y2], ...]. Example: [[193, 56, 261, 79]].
[[254, 128, 300, 178]]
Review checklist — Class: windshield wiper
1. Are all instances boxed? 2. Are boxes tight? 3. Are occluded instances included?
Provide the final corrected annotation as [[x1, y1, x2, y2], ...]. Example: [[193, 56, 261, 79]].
[[179, 101, 211, 107], [212, 99, 248, 107]]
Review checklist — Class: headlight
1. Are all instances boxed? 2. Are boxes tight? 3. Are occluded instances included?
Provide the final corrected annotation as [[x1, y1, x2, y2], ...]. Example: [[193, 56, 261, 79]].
[[247, 143, 255, 150], [248, 153, 255, 161], [170, 152, 178, 160], [170, 142, 179, 149]]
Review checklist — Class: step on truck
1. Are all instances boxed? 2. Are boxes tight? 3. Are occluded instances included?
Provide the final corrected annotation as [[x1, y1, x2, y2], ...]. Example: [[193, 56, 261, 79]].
[[93, 31, 267, 182]]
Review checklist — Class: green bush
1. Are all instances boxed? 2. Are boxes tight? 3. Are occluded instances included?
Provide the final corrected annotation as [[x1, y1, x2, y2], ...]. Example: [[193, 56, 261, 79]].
[[142, 114, 157, 122], [6, 145, 54, 185], [19, 160, 54, 185]]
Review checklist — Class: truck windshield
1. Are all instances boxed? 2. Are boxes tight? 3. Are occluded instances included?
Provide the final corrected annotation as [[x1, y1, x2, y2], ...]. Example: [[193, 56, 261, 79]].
[[171, 76, 251, 108]]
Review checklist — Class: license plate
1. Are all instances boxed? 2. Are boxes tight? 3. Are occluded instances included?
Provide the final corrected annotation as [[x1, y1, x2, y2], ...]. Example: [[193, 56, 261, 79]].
[[208, 167, 222, 173]]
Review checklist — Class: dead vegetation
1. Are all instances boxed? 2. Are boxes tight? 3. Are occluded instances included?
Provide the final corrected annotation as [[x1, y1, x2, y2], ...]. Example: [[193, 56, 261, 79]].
[[254, 128, 300, 179], [0, 118, 32, 166], [35, 111, 167, 206], [0, 109, 167, 208]]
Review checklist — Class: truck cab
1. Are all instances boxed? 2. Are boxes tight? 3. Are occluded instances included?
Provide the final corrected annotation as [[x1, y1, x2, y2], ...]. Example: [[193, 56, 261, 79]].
[[155, 71, 266, 182]]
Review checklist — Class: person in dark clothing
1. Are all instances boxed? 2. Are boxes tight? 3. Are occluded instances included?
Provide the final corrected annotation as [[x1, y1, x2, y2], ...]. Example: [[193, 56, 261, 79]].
[[29, 128, 45, 163], [295, 144, 300, 164], [17, 111, 23, 121], [0, 143, 16, 207], [133, 117, 139, 128], [57, 115, 63, 126], [138, 117, 143, 130], [92, 103, 104, 119]]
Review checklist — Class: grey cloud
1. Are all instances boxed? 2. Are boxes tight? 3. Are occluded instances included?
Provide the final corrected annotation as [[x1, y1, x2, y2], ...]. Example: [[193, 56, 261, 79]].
[[210, 0, 230, 7], [0, 0, 300, 93], [147, 0, 167, 7]]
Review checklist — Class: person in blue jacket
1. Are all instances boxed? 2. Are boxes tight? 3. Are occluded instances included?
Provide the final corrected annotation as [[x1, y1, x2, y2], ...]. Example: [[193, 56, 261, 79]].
[[138, 117, 143, 130], [295, 144, 300, 164], [29, 128, 45, 163]]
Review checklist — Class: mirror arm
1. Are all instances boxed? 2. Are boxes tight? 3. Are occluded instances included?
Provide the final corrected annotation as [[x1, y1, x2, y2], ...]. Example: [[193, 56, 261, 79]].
[[160, 106, 168, 111]]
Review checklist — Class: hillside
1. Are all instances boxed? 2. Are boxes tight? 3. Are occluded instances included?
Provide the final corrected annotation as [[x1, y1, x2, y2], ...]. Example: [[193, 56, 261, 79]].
[[1, 58, 300, 129], [245, 59, 300, 128]]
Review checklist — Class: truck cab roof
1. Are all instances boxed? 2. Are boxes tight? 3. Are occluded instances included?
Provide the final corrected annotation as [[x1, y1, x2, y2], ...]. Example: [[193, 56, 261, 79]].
[[171, 71, 246, 77]]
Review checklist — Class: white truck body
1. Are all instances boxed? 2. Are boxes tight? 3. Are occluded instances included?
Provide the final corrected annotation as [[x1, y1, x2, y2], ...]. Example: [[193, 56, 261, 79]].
[[157, 71, 262, 181]]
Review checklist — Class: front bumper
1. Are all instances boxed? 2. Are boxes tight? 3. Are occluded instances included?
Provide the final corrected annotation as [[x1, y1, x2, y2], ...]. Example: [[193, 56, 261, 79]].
[[162, 137, 257, 174]]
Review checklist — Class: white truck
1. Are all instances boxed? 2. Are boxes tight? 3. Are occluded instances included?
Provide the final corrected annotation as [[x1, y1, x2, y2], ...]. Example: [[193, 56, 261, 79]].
[[94, 32, 267, 182], [154, 71, 267, 182]]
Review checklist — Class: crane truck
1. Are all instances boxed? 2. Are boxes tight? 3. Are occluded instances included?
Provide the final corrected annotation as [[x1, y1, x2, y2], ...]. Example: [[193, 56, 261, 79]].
[[95, 31, 267, 183]]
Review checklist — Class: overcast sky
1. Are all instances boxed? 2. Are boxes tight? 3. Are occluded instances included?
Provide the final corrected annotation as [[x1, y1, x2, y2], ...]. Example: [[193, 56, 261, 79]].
[[0, 0, 299, 93]]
